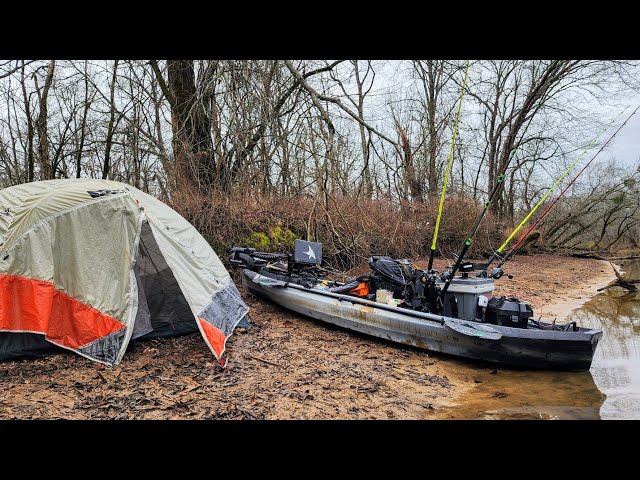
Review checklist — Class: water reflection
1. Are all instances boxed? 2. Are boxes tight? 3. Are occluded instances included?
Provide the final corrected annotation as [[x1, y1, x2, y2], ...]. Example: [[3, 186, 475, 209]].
[[434, 259, 640, 420], [434, 364, 606, 420], [570, 266, 640, 419]]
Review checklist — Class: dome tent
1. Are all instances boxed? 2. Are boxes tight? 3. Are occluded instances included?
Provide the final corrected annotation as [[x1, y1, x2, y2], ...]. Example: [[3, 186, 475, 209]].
[[0, 179, 249, 365]]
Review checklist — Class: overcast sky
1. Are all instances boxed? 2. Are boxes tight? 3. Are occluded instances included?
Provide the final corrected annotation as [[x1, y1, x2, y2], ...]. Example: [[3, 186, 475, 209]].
[[358, 61, 640, 171], [603, 92, 640, 165]]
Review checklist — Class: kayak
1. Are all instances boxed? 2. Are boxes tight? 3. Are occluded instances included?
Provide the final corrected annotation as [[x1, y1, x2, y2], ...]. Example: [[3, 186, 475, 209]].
[[240, 268, 602, 371]]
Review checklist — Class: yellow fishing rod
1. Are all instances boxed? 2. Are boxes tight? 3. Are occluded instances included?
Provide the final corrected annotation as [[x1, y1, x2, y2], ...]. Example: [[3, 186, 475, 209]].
[[440, 60, 569, 298], [493, 103, 640, 273], [485, 105, 629, 267], [427, 60, 470, 271]]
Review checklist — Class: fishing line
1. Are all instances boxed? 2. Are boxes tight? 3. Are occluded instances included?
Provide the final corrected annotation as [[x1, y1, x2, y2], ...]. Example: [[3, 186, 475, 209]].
[[500, 103, 640, 268], [428, 60, 470, 270], [486, 105, 630, 266]]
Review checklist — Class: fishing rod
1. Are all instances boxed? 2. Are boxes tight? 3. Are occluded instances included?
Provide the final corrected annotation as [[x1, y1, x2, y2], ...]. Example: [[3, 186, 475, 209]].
[[494, 103, 640, 271], [440, 61, 566, 297], [428, 60, 470, 271], [484, 105, 630, 269]]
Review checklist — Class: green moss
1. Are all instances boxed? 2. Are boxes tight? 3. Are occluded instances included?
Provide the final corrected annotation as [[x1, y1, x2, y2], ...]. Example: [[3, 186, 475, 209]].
[[245, 231, 271, 250], [270, 226, 296, 250], [244, 227, 298, 252]]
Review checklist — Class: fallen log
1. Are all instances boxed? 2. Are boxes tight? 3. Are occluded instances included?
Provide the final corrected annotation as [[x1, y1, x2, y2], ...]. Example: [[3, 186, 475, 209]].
[[570, 252, 640, 262], [570, 252, 607, 260]]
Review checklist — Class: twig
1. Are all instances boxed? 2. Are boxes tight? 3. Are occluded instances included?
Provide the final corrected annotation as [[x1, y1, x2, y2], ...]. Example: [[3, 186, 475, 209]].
[[247, 355, 280, 367]]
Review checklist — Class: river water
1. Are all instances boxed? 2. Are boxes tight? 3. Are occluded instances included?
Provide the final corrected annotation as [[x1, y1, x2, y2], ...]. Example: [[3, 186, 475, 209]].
[[435, 259, 640, 420]]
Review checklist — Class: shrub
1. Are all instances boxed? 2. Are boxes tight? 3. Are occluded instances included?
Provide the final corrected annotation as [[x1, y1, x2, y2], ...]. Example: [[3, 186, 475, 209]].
[[170, 187, 505, 270]]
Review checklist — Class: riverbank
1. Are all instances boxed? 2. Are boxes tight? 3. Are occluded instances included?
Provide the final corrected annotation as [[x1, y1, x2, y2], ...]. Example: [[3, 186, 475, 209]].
[[0, 255, 616, 419]]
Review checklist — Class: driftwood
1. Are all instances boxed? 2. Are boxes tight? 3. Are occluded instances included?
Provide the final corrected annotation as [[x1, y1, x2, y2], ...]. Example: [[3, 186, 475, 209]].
[[597, 260, 638, 292], [562, 251, 639, 292]]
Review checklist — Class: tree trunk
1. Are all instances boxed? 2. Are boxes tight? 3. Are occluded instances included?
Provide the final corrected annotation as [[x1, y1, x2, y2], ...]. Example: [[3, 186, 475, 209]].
[[20, 62, 35, 182], [35, 60, 55, 180], [76, 60, 91, 179], [354, 62, 372, 198], [166, 60, 214, 190], [396, 120, 422, 201], [426, 62, 439, 200], [103, 60, 119, 180]]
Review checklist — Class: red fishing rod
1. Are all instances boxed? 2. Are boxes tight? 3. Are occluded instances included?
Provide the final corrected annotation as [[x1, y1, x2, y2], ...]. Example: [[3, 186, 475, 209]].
[[495, 103, 640, 271]]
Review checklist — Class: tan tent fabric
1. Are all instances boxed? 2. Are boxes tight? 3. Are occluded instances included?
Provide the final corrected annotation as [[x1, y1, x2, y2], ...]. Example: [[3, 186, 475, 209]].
[[0, 179, 248, 365]]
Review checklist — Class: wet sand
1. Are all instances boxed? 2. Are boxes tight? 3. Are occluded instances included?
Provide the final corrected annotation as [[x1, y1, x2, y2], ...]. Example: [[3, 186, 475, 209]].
[[0, 255, 617, 419]]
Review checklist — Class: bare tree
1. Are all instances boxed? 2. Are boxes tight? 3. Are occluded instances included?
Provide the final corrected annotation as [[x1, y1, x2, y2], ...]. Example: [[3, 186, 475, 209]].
[[102, 60, 120, 180], [0, 58, 639, 255], [20, 61, 35, 181], [76, 61, 93, 178], [412, 60, 460, 200], [34, 60, 55, 180]]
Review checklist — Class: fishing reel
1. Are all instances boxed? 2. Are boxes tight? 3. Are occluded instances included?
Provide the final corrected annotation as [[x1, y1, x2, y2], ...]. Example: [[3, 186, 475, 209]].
[[475, 265, 512, 280], [488, 267, 513, 280]]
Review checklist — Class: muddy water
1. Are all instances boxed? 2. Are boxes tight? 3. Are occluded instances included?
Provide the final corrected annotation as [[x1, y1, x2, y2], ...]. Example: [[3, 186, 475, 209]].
[[433, 259, 640, 420], [578, 260, 640, 419]]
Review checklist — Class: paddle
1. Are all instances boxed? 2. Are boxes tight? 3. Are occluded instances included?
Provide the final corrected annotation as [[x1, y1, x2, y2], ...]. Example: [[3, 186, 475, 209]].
[[444, 318, 503, 340]]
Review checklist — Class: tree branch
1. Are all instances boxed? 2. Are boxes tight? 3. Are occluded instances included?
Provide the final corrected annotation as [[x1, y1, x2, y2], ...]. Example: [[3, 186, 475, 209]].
[[149, 60, 176, 109], [284, 60, 398, 148]]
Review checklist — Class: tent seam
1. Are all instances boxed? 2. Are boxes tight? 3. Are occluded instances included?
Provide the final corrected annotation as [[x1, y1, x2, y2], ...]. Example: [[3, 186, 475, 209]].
[[142, 211, 221, 276]]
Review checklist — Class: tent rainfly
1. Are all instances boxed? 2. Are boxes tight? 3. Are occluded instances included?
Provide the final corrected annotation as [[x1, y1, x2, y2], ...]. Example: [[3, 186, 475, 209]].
[[0, 179, 249, 366]]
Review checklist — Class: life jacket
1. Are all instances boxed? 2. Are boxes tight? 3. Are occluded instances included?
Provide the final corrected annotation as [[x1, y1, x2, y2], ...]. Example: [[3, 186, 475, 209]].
[[349, 281, 370, 297], [328, 275, 371, 296]]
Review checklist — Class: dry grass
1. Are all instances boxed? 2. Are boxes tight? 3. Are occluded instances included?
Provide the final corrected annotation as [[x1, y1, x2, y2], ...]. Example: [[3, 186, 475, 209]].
[[172, 188, 506, 270]]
